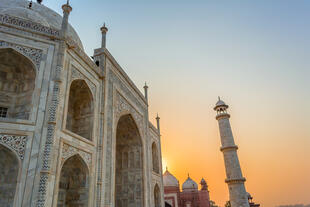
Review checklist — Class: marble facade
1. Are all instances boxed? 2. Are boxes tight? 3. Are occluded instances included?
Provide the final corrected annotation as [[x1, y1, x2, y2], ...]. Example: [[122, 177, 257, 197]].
[[0, 0, 164, 206]]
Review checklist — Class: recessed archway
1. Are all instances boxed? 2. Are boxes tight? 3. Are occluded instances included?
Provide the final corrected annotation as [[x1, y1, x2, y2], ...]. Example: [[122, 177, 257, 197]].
[[57, 154, 89, 207], [152, 142, 160, 174], [66, 79, 94, 140], [115, 114, 144, 207], [0, 48, 36, 120], [154, 184, 161, 207], [0, 144, 19, 207]]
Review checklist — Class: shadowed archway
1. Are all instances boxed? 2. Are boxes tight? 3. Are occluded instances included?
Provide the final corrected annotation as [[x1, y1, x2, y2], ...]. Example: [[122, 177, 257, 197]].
[[0, 48, 36, 120], [57, 154, 89, 207], [154, 184, 161, 207], [0, 144, 19, 207], [115, 114, 144, 207], [66, 79, 94, 140], [152, 142, 159, 174]]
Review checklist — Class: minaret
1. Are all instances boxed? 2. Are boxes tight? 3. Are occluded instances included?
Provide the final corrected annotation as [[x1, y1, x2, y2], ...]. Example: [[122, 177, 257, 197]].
[[156, 113, 160, 134], [214, 97, 250, 207], [100, 23, 108, 48], [143, 82, 149, 102]]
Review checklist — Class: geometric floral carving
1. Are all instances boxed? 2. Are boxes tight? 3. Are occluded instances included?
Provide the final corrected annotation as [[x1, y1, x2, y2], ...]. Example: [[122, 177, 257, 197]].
[[0, 41, 43, 70], [62, 143, 92, 167], [115, 92, 144, 135], [0, 14, 60, 37], [0, 134, 27, 160], [71, 67, 96, 99]]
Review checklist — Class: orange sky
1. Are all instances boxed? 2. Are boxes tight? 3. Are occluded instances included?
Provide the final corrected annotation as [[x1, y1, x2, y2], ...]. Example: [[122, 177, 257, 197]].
[[45, 1, 310, 206]]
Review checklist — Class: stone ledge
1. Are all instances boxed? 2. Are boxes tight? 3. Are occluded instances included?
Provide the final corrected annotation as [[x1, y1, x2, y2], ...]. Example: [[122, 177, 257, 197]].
[[225, 177, 246, 184], [216, 113, 230, 120], [220, 145, 238, 152]]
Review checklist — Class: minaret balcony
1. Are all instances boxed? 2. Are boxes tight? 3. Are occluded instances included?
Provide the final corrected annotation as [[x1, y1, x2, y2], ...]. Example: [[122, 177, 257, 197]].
[[220, 145, 238, 152], [216, 113, 230, 120], [225, 177, 246, 184]]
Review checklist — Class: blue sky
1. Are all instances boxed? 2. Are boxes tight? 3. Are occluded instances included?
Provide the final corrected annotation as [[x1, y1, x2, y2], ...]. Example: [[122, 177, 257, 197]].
[[44, 1, 310, 207]]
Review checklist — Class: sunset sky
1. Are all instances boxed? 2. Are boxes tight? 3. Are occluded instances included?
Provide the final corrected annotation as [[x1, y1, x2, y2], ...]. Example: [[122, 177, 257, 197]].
[[46, 1, 310, 206]]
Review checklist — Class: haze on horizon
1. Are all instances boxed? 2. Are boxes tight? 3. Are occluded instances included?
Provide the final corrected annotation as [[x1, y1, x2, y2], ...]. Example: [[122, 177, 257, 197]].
[[45, 1, 310, 207]]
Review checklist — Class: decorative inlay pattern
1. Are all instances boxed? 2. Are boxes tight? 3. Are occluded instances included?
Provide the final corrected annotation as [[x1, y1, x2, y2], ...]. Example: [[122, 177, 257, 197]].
[[62, 144, 92, 167], [66, 37, 99, 70], [71, 67, 96, 98], [0, 41, 43, 69], [0, 14, 60, 37], [0, 134, 27, 160], [115, 92, 144, 135]]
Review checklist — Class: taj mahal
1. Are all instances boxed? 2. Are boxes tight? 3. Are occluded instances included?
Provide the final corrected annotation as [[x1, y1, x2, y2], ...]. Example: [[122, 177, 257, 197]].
[[0, 0, 164, 206], [0, 0, 258, 207]]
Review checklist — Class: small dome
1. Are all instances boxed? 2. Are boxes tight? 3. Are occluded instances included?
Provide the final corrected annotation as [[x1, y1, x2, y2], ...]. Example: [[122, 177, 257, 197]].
[[215, 98, 226, 107], [214, 97, 228, 110], [200, 178, 206, 185], [163, 170, 179, 187], [0, 0, 84, 50], [182, 176, 198, 192]]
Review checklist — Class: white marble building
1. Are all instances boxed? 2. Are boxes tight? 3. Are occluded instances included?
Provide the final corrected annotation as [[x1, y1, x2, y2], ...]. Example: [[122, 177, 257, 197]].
[[0, 0, 164, 206]]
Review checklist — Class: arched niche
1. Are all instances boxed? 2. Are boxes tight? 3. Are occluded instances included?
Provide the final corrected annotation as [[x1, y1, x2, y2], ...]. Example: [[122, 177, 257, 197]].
[[57, 154, 89, 206], [152, 142, 160, 174], [115, 114, 144, 207], [0, 48, 36, 120], [66, 79, 94, 140], [0, 144, 19, 207], [154, 184, 161, 207]]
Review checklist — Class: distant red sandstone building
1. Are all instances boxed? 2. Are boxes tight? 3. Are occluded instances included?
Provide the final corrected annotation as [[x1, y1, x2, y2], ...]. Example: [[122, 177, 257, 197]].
[[163, 169, 210, 207]]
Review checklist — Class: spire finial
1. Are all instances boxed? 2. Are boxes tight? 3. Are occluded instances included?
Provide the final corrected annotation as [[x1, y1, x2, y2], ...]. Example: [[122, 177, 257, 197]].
[[188, 173, 190, 178], [166, 166, 168, 171], [67, 0, 70, 5], [218, 96, 221, 101]]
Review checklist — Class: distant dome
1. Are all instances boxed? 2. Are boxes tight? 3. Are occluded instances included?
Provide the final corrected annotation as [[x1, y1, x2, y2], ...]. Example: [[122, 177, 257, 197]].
[[0, 0, 84, 50], [182, 176, 198, 192], [163, 170, 179, 187]]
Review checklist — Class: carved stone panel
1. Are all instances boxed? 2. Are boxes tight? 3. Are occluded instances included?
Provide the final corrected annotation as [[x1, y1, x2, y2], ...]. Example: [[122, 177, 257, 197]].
[[0, 134, 27, 160], [70, 67, 96, 99], [0, 14, 60, 37], [115, 92, 144, 135], [0, 41, 43, 69], [61, 143, 92, 167]]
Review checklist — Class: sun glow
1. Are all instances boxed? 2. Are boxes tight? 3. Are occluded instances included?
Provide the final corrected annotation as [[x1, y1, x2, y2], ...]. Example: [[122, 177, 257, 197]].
[[162, 157, 168, 172]]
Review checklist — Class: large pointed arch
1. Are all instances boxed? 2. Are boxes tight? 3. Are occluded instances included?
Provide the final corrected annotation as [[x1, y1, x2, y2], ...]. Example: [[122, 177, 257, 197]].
[[115, 114, 144, 206], [154, 183, 161, 207], [152, 142, 160, 174], [66, 79, 94, 140], [0, 144, 20, 206], [57, 154, 89, 206], [0, 48, 36, 120]]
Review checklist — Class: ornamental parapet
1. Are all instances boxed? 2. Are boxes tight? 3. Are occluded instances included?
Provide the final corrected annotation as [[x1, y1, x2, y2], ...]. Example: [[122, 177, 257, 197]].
[[0, 14, 60, 37], [225, 177, 246, 184], [216, 113, 230, 120], [220, 145, 238, 152]]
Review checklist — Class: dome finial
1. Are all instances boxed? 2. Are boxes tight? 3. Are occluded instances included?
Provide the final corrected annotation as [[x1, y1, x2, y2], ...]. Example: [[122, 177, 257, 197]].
[[218, 96, 221, 101]]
